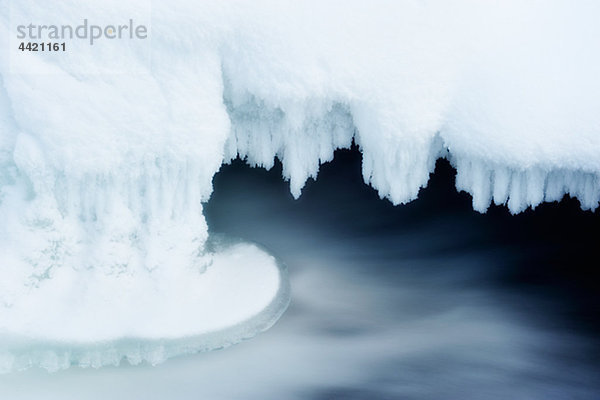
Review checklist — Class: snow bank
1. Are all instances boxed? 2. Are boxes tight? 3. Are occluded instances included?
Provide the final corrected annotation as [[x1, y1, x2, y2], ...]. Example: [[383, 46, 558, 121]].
[[220, 0, 600, 212], [0, 0, 598, 372], [0, 239, 289, 373]]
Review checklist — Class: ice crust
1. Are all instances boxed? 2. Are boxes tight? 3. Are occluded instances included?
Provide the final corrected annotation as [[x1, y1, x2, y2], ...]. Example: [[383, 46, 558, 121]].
[[0, 0, 599, 372], [0, 240, 290, 373]]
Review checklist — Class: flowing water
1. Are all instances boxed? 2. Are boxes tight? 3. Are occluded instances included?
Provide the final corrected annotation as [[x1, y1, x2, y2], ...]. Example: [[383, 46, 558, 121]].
[[1, 148, 599, 399]]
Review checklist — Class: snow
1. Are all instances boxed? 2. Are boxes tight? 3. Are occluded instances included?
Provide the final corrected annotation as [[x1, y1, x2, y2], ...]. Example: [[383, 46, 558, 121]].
[[0, 241, 289, 372], [0, 0, 599, 372]]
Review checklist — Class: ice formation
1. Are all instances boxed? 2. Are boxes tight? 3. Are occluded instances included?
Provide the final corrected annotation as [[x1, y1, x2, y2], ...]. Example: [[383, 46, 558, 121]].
[[0, 240, 289, 373], [0, 0, 599, 371]]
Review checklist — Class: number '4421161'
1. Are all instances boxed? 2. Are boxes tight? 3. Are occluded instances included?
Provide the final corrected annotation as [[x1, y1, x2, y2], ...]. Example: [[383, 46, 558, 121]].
[[18, 42, 66, 52]]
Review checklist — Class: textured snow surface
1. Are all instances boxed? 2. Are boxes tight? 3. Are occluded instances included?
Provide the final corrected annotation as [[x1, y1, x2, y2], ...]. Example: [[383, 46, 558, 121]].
[[0, 0, 599, 371], [0, 240, 289, 372]]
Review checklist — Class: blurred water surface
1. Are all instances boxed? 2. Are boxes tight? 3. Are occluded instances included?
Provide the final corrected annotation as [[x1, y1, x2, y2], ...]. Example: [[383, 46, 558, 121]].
[[1, 148, 599, 399]]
